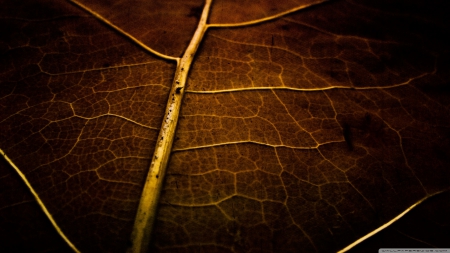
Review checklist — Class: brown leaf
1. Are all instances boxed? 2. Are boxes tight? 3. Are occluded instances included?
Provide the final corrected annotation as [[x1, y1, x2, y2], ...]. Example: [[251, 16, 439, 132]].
[[1, 0, 450, 252]]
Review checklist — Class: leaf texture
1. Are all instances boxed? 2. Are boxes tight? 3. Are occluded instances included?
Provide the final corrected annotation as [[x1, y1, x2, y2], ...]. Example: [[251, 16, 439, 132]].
[[1, 0, 450, 252]]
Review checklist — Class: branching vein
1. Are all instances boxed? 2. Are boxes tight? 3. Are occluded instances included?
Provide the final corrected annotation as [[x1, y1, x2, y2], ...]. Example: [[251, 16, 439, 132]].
[[68, 0, 180, 63]]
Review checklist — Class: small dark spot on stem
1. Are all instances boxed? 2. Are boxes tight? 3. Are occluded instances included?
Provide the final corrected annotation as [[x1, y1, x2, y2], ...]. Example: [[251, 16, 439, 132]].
[[176, 87, 182, 94], [156, 174, 159, 179]]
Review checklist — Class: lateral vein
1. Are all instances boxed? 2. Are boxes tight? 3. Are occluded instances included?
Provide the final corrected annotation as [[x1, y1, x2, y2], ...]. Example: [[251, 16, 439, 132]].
[[207, 0, 329, 28], [0, 148, 81, 253], [68, 0, 180, 63], [337, 190, 449, 253]]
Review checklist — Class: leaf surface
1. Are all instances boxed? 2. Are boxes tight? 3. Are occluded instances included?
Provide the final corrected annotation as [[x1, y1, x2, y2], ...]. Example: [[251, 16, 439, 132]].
[[1, 0, 450, 252]]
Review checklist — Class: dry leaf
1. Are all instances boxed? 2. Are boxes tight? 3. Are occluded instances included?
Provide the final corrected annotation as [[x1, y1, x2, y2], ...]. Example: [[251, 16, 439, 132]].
[[1, 0, 449, 252]]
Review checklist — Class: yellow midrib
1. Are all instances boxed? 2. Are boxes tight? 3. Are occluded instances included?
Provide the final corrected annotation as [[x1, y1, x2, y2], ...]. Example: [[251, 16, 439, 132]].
[[127, 0, 212, 252]]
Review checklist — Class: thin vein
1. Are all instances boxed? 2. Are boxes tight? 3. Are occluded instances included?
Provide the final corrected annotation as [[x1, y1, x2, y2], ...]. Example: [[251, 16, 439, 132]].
[[186, 73, 429, 94], [0, 15, 89, 22], [75, 114, 158, 130], [68, 0, 180, 63], [395, 229, 436, 248], [337, 190, 449, 253], [0, 148, 81, 253], [172, 140, 343, 152], [207, 0, 330, 28], [41, 61, 165, 76], [166, 194, 285, 207], [0, 200, 34, 212], [283, 17, 401, 44]]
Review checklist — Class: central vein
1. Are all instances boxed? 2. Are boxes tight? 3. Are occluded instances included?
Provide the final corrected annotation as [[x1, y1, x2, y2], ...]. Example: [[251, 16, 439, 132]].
[[128, 1, 213, 253]]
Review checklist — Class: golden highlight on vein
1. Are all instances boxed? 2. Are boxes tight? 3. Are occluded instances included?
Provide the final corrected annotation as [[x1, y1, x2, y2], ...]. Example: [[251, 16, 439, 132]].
[[337, 191, 449, 253], [208, 0, 330, 28], [69, 0, 180, 63], [127, 0, 212, 252], [0, 148, 81, 253]]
